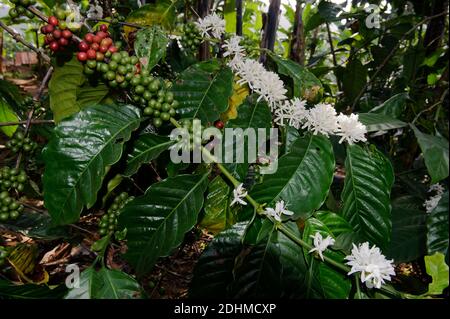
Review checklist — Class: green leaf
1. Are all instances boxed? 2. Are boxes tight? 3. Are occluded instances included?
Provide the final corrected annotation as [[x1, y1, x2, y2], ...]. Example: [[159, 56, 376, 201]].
[[119, 174, 209, 276], [270, 54, 322, 100], [231, 221, 310, 298], [318, 264, 351, 299], [48, 57, 109, 122], [411, 125, 449, 183], [172, 60, 234, 123], [95, 268, 143, 299], [124, 133, 175, 177], [424, 253, 449, 295], [189, 222, 247, 298], [42, 104, 142, 225], [370, 93, 409, 118], [134, 26, 169, 72], [315, 211, 353, 236], [318, 1, 342, 22], [102, 174, 123, 206], [0, 99, 19, 137], [342, 59, 367, 104], [250, 134, 335, 219], [222, 97, 272, 181], [341, 145, 394, 251], [427, 192, 449, 255], [199, 176, 237, 235], [65, 267, 99, 299], [65, 267, 142, 299], [0, 281, 67, 299], [388, 196, 427, 262], [125, 0, 177, 30], [224, 0, 236, 33], [358, 113, 408, 132]]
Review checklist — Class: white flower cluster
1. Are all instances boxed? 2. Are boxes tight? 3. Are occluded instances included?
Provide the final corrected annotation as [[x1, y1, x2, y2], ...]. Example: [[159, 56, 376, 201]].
[[222, 35, 287, 109], [275, 100, 367, 144], [195, 13, 225, 39], [230, 183, 248, 206], [308, 232, 335, 261], [424, 183, 445, 213], [221, 35, 366, 144], [345, 242, 396, 289], [263, 200, 294, 222]]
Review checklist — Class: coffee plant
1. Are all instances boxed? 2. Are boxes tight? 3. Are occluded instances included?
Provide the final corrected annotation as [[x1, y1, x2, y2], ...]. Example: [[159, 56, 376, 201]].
[[0, 0, 448, 301]]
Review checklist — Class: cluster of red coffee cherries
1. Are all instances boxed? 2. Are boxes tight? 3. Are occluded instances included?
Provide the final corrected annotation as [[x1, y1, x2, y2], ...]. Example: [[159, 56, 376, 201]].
[[76, 25, 118, 62], [41, 16, 73, 52]]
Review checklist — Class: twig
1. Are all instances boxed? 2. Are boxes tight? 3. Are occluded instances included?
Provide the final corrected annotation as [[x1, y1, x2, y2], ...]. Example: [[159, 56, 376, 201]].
[[0, 119, 54, 127], [17, 201, 47, 214], [326, 22, 341, 92], [85, 18, 143, 29], [69, 224, 97, 236], [412, 88, 449, 124], [15, 67, 53, 169], [0, 21, 50, 64], [351, 11, 448, 109]]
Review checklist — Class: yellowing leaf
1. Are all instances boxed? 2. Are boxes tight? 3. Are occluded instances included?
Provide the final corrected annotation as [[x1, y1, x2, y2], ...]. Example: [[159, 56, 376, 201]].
[[221, 80, 249, 121]]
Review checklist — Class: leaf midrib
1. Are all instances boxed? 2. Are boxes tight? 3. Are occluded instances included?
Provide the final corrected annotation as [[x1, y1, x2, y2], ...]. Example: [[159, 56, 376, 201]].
[[126, 138, 175, 172], [267, 135, 315, 204], [193, 68, 222, 120], [137, 174, 208, 272], [58, 109, 141, 222]]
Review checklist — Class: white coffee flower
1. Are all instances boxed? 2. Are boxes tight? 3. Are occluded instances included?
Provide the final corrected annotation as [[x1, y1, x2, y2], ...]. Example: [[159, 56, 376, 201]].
[[235, 59, 287, 108], [274, 98, 308, 129], [302, 103, 339, 136], [336, 113, 367, 144], [230, 183, 248, 207], [308, 232, 335, 261], [424, 183, 445, 213], [263, 200, 294, 222], [222, 35, 245, 57], [195, 13, 225, 39], [345, 242, 396, 289]]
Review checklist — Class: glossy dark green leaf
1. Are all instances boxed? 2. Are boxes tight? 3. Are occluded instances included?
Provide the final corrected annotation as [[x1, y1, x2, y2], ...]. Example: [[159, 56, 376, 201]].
[[189, 222, 247, 298], [65, 267, 142, 299], [318, 264, 351, 299], [388, 196, 427, 262], [134, 26, 169, 71], [119, 174, 209, 276], [359, 113, 408, 132], [42, 104, 142, 225], [317, 1, 343, 21], [411, 125, 449, 183], [124, 133, 175, 177], [172, 60, 234, 123], [0, 281, 67, 299], [222, 97, 272, 181], [370, 93, 409, 118], [301, 217, 351, 299], [270, 54, 322, 100], [342, 59, 367, 104], [341, 145, 394, 251], [48, 57, 109, 122], [250, 134, 335, 219], [199, 176, 237, 235], [231, 221, 310, 298], [314, 211, 353, 236], [427, 192, 449, 255], [125, 0, 177, 30]]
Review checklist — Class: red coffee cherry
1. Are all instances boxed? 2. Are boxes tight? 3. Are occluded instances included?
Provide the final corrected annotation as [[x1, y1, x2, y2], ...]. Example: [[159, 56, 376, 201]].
[[48, 16, 59, 26], [77, 52, 88, 62]]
